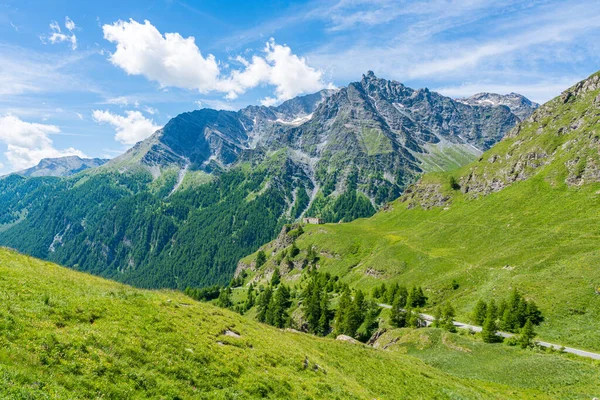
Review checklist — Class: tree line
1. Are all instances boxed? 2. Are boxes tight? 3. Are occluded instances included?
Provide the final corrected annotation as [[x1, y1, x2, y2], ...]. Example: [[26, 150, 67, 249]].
[[473, 289, 543, 348]]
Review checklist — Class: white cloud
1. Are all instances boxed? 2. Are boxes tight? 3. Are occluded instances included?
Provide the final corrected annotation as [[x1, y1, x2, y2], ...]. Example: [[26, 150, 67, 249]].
[[105, 96, 139, 107], [92, 110, 161, 145], [195, 99, 237, 111], [42, 18, 77, 50], [0, 114, 85, 171], [102, 19, 330, 105], [65, 16, 75, 32], [306, 1, 600, 103], [143, 106, 157, 115]]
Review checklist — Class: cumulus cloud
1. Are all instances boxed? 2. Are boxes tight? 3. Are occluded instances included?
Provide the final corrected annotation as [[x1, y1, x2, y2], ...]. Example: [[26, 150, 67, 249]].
[[42, 17, 77, 50], [65, 16, 76, 32], [92, 110, 161, 145], [0, 115, 85, 171], [102, 19, 330, 105]]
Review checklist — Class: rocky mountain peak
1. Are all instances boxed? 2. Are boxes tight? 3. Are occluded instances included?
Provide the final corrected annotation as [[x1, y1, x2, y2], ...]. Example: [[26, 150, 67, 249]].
[[457, 92, 539, 121], [14, 156, 108, 178]]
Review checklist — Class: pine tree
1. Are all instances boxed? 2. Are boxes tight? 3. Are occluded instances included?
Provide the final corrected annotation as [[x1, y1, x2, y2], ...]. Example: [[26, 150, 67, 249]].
[[271, 268, 281, 286], [255, 250, 267, 268], [472, 300, 487, 326], [256, 286, 273, 323], [416, 286, 427, 307], [245, 284, 255, 311], [489, 299, 499, 321], [406, 306, 421, 328], [518, 318, 536, 349], [442, 303, 456, 332], [317, 291, 331, 336], [397, 285, 408, 308], [344, 291, 366, 337], [270, 285, 291, 328], [386, 283, 399, 304], [391, 294, 407, 328], [525, 300, 543, 325], [432, 306, 443, 328], [334, 288, 351, 334], [481, 313, 501, 343], [356, 300, 381, 342], [217, 287, 232, 308], [304, 280, 322, 333]]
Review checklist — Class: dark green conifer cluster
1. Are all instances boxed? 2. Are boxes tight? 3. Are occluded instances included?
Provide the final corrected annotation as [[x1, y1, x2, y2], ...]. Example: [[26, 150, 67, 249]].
[[472, 289, 543, 344]]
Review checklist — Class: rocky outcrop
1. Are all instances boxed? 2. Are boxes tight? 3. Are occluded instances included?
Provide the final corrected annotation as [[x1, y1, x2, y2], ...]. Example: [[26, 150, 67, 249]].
[[457, 92, 539, 121], [401, 181, 450, 209], [450, 72, 600, 197], [336, 335, 360, 344]]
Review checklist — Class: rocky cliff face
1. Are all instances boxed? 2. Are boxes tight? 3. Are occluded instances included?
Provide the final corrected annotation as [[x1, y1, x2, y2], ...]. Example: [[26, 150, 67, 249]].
[[402, 72, 600, 201], [109, 72, 528, 213], [457, 92, 539, 121], [15, 156, 108, 177]]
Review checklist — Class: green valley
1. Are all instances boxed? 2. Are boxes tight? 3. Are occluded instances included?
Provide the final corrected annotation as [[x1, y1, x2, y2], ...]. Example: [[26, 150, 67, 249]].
[[238, 72, 600, 352], [0, 247, 553, 399]]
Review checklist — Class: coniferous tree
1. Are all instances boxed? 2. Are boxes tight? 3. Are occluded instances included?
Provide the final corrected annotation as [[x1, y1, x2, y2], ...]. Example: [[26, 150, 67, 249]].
[[344, 290, 365, 336], [271, 268, 281, 286], [525, 300, 544, 325], [482, 310, 501, 343], [245, 284, 255, 311], [472, 300, 488, 325], [432, 306, 443, 328], [488, 299, 498, 321], [335, 288, 352, 334], [217, 287, 232, 308], [304, 279, 322, 333], [442, 303, 457, 332], [356, 300, 381, 342], [317, 292, 331, 336], [255, 250, 267, 268], [256, 286, 273, 323], [406, 306, 421, 328], [397, 285, 408, 308], [290, 242, 300, 258], [415, 286, 427, 307], [391, 294, 408, 328], [518, 318, 536, 349], [270, 285, 291, 328], [387, 283, 400, 304]]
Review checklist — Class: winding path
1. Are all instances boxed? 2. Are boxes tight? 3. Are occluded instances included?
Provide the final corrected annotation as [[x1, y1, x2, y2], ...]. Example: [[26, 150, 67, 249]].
[[378, 304, 600, 360]]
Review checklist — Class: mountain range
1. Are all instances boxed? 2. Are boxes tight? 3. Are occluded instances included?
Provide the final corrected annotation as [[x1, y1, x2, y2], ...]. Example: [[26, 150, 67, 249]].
[[241, 71, 600, 352], [13, 156, 108, 177], [0, 72, 535, 289]]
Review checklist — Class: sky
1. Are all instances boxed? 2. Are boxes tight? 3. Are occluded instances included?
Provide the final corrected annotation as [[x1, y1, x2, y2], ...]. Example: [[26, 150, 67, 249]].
[[1, 0, 600, 174]]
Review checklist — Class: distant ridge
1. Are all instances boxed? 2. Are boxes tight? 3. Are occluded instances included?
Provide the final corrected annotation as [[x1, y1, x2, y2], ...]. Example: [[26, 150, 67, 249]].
[[14, 156, 108, 177]]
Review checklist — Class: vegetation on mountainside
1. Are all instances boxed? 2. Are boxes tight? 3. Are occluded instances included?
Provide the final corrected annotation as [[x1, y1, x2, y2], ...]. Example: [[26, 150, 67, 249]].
[[375, 328, 600, 398], [0, 248, 537, 399], [240, 72, 600, 352], [0, 151, 380, 289]]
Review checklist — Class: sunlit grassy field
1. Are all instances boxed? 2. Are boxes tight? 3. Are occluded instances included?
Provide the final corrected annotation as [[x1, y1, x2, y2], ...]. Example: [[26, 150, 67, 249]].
[[0, 247, 537, 399]]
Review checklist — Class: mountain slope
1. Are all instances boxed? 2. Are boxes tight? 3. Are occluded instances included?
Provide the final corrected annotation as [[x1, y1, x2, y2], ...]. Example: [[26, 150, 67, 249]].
[[14, 156, 108, 177], [239, 71, 600, 351], [0, 73, 530, 289], [0, 247, 530, 399], [457, 92, 539, 121]]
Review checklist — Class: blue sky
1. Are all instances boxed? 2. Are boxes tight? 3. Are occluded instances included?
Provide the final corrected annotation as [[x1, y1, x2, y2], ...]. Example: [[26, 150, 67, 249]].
[[1, 0, 600, 174]]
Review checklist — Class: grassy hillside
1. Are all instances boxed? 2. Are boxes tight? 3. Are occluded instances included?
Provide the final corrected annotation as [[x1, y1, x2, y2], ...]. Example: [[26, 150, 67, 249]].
[[0, 247, 540, 399], [240, 72, 600, 352], [374, 328, 600, 399]]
